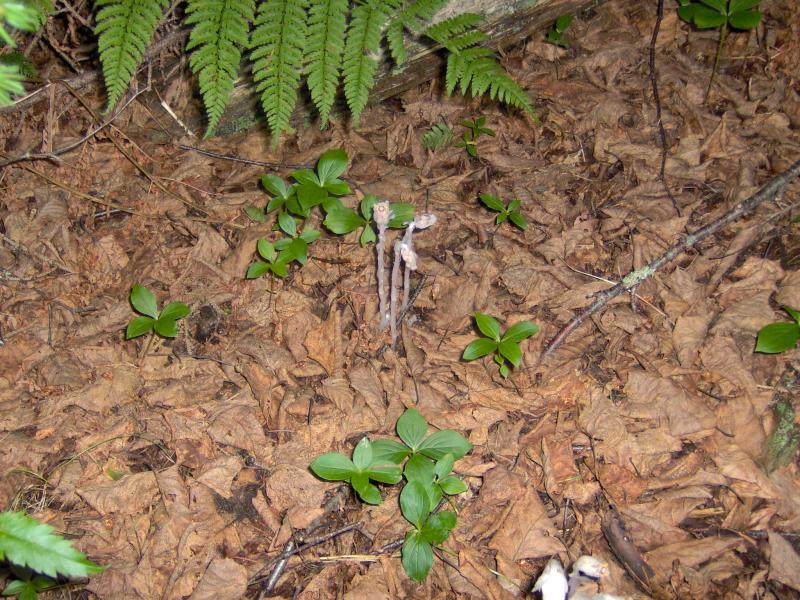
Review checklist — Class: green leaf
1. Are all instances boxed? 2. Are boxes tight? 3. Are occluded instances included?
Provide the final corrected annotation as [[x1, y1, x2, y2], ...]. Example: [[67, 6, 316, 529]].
[[388, 203, 416, 229], [278, 212, 297, 236], [462, 338, 498, 361], [474, 312, 501, 341], [257, 240, 277, 262], [317, 148, 347, 186], [159, 302, 190, 322], [554, 14, 574, 32], [479, 193, 504, 213], [310, 452, 355, 481], [3, 578, 39, 599], [499, 363, 510, 378], [126, 316, 154, 339], [323, 207, 367, 234], [287, 238, 309, 265], [370, 438, 410, 465], [246, 261, 271, 279], [501, 321, 539, 344], [300, 229, 321, 244], [297, 184, 328, 210], [400, 480, 430, 529], [306, 0, 348, 128], [396, 408, 428, 450], [433, 454, 455, 480], [698, 0, 727, 12], [351, 472, 382, 505], [404, 453, 435, 484], [153, 318, 179, 338], [0, 511, 104, 579], [693, 5, 727, 27], [323, 179, 351, 196], [418, 430, 473, 460], [360, 194, 379, 220], [270, 260, 288, 277], [438, 475, 468, 495], [360, 226, 377, 246], [130, 284, 158, 318], [498, 339, 522, 368], [755, 322, 800, 354], [678, 4, 701, 22], [402, 531, 433, 582], [784, 306, 800, 324], [245, 206, 267, 222], [365, 466, 403, 485], [420, 510, 457, 544], [729, 0, 761, 12], [508, 211, 528, 230], [728, 9, 762, 29], [352, 438, 373, 470], [261, 174, 290, 198]]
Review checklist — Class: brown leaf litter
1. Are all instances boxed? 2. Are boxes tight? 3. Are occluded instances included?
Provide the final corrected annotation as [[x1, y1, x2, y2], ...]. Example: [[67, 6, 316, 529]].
[[1, 0, 800, 598]]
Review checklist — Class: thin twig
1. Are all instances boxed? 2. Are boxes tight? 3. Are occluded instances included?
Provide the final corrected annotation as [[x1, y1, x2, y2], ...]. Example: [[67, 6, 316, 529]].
[[649, 0, 680, 215], [542, 158, 800, 361], [178, 145, 313, 171]]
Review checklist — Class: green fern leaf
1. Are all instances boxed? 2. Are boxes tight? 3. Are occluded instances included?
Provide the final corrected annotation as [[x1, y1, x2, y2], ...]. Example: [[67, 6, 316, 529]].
[[306, 0, 348, 128], [343, 0, 393, 125], [421, 122, 452, 150], [386, 17, 406, 65], [426, 17, 536, 117], [186, 0, 254, 137], [0, 511, 104, 579], [424, 12, 482, 46], [251, 0, 308, 139], [95, 0, 168, 111], [0, 64, 25, 106]]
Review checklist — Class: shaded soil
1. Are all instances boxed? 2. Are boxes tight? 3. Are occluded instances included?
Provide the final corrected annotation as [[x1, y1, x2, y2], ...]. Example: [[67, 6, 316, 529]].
[[1, 0, 800, 598]]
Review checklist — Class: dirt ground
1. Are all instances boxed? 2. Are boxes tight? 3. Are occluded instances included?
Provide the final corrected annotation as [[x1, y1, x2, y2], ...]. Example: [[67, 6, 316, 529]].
[[1, 0, 800, 598]]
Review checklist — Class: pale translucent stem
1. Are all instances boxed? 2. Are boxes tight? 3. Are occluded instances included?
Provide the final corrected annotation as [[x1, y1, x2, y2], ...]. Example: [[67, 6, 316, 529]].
[[377, 223, 388, 330], [390, 240, 402, 347]]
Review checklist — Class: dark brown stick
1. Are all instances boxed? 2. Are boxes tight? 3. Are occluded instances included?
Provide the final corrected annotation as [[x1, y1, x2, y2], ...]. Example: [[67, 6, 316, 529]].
[[542, 158, 800, 361]]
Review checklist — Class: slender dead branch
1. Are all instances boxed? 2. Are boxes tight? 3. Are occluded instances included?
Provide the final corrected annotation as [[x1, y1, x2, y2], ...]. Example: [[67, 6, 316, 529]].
[[542, 158, 800, 361], [649, 0, 680, 215]]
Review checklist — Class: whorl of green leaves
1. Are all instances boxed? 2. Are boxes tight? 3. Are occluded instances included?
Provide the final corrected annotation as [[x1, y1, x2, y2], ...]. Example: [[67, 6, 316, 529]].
[[250, 0, 308, 140], [95, 0, 168, 111], [186, 0, 255, 137], [306, 0, 348, 128], [0, 0, 51, 105]]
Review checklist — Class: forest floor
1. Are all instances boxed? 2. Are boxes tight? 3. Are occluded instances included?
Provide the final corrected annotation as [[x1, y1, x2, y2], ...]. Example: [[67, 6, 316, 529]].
[[1, 0, 800, 598]]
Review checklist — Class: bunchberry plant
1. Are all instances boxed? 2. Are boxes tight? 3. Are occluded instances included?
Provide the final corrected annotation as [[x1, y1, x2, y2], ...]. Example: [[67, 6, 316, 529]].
[[323, 194, 414, 247], [310, 408, 471, 582], [677, 0, 763, 98], [463, 313, 539, 378], [310, 437, 403, 505], [479, 193, 528, 231], [0, 510, 103, 599], [456, 116, 495, 158], [246, 240, 288, 278], [126, 284, 190, 339], [756, 305, 800, 353], [545, 14, 574, 48]]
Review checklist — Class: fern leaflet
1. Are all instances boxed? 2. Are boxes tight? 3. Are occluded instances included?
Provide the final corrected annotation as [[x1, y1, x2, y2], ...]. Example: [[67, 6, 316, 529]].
[[186, 0, 254, 137], [95, 0, 168, 110], [343, 0, 394, 125], [251, 0, 307, 140], [306, 0, 348, 128], [427, 16, 536, 117], [386, 0, 447, 65], [421, 122, 452, 150]]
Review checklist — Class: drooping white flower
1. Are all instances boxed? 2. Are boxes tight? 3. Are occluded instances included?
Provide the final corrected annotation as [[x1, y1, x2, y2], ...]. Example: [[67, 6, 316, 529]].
[[533, 558, 568, 600]]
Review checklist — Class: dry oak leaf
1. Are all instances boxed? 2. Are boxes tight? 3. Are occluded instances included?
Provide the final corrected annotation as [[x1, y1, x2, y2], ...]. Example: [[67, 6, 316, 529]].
[[644, 536, 745, 581], [189, 558, 247, 600], [264, 464, 326, 529], [77, 471, 159, 514], [712, 445, 781, 501], [195, 455, 242, 499], [768, 531, 800, 592]]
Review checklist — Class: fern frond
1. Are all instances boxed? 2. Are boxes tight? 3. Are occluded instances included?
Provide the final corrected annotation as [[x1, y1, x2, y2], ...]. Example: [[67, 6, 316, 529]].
[[95, 0, 168, 111], [393, 0, 447, 33], [0, 64, 25, 106], [251, 0, 307, 140], [305, 0, 348, 128], [421, 122, 452, 150], [427, 17, 536, 117], [186, 0, 254, 137], [386, 18, 406, 65], [424, 12, 482, 46], [343, 0, 392, 125]]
